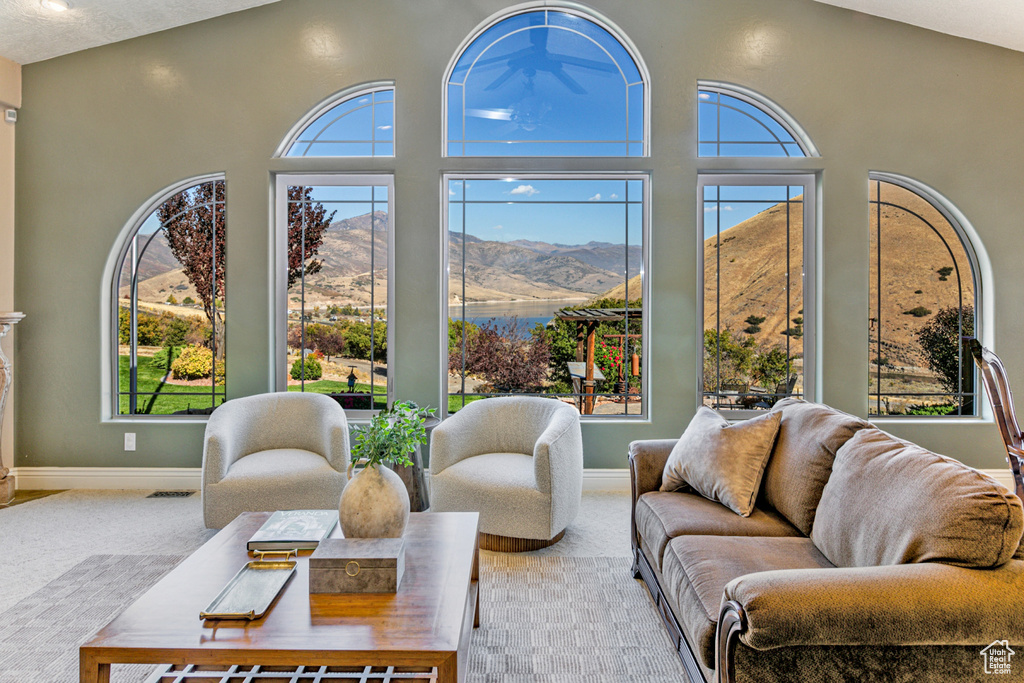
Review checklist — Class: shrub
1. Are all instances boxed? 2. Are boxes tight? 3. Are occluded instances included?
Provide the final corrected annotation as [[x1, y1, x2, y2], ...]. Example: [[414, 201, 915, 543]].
[[172, 344, 215, 380], [744, 315, 766, 326], [937, 266, 954, 277], [781, 327, 803, 337], [916, 305, 974, 397], [914, 290, 923, 294], [183, 296, 194, 305], [871, 356, 889, 366], [743, 325, 761, 334], [791, 316, 803, 326], [903, 306, 932, 317], [291, 356, 323, 381]]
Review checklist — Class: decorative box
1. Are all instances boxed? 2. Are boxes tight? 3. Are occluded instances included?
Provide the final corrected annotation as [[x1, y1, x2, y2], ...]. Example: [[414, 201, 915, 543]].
[[309, 538, 405, 593]]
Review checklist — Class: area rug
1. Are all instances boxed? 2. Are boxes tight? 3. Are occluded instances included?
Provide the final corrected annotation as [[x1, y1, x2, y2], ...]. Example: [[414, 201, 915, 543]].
[[0, 554, 185, 683], [0, 554, 685, 683]]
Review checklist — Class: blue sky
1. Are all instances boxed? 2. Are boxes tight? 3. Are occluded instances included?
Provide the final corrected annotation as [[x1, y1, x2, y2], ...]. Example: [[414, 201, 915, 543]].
[[448, 178, 643, 245]]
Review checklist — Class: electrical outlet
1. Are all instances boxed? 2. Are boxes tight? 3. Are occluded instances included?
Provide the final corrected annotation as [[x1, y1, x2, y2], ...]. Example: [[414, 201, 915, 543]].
[[124, 432, 136, 451]]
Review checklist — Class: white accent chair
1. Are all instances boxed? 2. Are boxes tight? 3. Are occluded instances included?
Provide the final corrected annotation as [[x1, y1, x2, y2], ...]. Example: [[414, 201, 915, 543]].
[[429, 397, 584, 551], [202, 392, 350, 529]]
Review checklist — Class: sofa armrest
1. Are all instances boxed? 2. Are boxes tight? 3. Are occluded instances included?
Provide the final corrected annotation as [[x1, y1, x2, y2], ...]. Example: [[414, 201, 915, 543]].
[[628, 439, 676, 503], [719, 561, 1024, 656]]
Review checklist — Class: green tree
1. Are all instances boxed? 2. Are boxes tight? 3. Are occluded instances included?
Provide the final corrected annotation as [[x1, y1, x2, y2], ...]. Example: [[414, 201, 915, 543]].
[[752, 346, 789, 388], [916, 305, 975, 403]]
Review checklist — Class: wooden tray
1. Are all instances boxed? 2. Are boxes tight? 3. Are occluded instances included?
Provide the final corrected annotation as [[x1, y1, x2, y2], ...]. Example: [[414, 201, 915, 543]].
[[200, 550, 297, 620]]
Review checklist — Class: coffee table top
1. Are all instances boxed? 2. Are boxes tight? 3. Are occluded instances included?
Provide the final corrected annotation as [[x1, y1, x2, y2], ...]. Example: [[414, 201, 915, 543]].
[[81, 511, 480, 660]]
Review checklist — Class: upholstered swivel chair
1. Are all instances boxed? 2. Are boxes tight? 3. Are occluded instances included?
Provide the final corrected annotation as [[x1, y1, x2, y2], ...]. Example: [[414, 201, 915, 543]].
[[429, 397, 583, 551], [202, 392, 350, 528]]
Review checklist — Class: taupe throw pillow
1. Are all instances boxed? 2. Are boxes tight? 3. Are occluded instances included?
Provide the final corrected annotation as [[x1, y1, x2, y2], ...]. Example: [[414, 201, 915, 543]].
[[660, 407, 782, 517]]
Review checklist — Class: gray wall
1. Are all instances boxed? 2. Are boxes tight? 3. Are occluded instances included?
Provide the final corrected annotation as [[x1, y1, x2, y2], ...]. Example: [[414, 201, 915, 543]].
[[14, 0, 1024, 471]]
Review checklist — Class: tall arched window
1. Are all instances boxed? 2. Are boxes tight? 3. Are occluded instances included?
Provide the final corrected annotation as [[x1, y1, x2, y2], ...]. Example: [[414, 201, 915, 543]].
[[445, 7, 648, 156], [869, 174, 981, 416], [698, 84, 818, 416], [276, 84, 395, 158], [112, 175, 226, 416], [698, 82, 818, 157], [443, 5, 651, 419]]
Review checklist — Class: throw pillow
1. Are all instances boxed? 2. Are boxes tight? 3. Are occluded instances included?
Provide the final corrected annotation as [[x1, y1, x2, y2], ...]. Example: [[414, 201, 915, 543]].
[[660, 407, 782, 517]]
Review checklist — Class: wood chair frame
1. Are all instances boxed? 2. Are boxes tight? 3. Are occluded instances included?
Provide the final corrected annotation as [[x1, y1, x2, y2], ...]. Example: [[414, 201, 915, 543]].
[[966, 337, 1024, 499]]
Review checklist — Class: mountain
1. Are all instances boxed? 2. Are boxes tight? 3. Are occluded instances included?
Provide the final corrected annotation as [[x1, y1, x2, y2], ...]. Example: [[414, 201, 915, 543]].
[[705, 190, 973, 371]]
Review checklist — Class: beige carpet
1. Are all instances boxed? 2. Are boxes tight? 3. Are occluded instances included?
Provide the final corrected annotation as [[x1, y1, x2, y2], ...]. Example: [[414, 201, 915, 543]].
[[0, 489, 655, 682]]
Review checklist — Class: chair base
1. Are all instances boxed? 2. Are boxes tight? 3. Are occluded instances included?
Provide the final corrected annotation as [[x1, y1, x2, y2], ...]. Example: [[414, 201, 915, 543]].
[[479, 529, 565, 552]]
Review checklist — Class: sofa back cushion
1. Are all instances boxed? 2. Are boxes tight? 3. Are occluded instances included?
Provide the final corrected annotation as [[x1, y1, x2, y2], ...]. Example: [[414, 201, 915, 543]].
[[660, 407, 781, 517], [763, 398, 870, 535], [811, 428, 1024, 568]]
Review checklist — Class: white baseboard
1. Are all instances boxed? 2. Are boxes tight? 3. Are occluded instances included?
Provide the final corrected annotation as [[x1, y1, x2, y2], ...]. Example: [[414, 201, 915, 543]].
[[10, 466, 1016, 495], [10, 466, 632, 492], [12, 467, 202, 491]]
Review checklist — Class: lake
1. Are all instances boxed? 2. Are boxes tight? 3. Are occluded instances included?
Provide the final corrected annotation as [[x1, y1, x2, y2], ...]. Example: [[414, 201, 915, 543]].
[[449, 299, 587, 335]]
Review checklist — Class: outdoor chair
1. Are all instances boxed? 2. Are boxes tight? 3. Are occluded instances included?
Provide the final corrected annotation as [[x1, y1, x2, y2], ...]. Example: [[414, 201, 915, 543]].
[[201, 392, 350, 528]]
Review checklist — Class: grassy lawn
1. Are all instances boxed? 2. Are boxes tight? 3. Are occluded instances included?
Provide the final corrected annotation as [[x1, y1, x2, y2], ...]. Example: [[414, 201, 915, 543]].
[[289, 379, 388, 410], [119, 353, 224, 415]]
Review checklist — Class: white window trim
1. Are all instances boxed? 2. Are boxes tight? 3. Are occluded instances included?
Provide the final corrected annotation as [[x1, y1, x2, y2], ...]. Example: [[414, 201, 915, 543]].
[[101, 172, 225, 422], [696, 173, 818, 420], [272, 173, 396, 419], [868, 171, 992, 422], [441, 1, 651, 158], [440, 172, 652, 421], [273, 81, 396, 159], [697, 81, 820, 158]]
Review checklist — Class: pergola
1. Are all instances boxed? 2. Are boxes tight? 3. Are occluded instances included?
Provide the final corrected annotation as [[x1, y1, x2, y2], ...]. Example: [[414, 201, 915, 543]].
[[555, 308, 642, 414]]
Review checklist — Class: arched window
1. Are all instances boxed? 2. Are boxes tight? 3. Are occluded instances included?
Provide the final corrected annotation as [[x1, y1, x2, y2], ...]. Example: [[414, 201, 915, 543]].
[[869, 173, 981, 416], [698, 82, 817, 157], [112, 175, 226, 416], [277, 84, 394, 158], [445, 7, 648, 156]]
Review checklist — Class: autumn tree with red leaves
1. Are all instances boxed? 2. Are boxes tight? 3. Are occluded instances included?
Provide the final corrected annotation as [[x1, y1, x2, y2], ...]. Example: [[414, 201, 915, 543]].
[[160, 180, 226, 330], [287, 185, 336, 289]]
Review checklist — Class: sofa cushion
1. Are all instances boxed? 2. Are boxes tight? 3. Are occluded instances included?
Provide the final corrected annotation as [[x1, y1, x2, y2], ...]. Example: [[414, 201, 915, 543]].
[[763, 398, 870, 535], [660, 407, 782, 516], [811, 428, 1024, 568], [660, 536, 834, 669], [636, 491, 802, 571]]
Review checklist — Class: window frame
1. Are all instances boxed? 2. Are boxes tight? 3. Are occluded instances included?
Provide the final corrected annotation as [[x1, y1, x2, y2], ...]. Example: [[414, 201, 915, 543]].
[[697, 81, 819, 158], [272, 173, 396, 419], [441, 2, 651, 158], [106, 172, 227, 421], [440, 172, 652, 421], [867, 171, 984, 419], [696, 173, 817, 420], [274, 81, 396, 159]]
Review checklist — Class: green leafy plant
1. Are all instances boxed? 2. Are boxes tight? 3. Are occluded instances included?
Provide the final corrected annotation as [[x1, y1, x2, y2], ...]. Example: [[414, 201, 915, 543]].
[[745, 315, 766, 326], [291, 356, 322, 380], [351, 401, 435, 468]]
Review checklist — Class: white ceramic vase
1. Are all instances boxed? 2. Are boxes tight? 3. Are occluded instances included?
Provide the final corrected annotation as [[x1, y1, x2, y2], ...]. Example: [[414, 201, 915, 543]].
[[339, 462, 410, 538]]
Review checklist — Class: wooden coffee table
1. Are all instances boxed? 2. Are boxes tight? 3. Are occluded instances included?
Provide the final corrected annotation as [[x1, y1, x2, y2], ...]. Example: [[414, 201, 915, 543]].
[[80, 511, 480, 683]]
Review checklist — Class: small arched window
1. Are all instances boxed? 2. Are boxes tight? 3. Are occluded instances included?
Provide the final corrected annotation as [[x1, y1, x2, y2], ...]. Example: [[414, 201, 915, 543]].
[[869, 173, 981, 416], [277, 84, 394, 158], [698, 82, 817, 157], [445, 7, 648, 156], [112, 175, 226, 416]]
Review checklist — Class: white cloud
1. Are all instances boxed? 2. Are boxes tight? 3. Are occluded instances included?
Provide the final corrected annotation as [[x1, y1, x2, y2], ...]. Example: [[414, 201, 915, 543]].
[[377, 125, 392, 130], [588, 193, 602, 201], [449, 188, 456, 195], [704, 205, 735, 212], [492, 224, 503, 230], [509, 184, 539, 196], [610, 193, 619, 199]]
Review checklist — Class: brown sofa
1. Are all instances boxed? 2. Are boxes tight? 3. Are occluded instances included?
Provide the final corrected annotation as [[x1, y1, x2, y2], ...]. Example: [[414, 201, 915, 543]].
[[630, 399, 1024, 683]]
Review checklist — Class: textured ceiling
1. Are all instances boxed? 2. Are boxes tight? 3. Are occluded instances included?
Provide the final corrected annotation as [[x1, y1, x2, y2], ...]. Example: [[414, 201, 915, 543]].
[[0, 0, 1021, 65], [0, 0, 281, 65], [813, 0, 1024, 53]]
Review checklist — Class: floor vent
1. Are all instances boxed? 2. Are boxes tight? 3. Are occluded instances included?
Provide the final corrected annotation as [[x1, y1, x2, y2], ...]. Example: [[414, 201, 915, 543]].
[[146, 491, 196, 498]]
